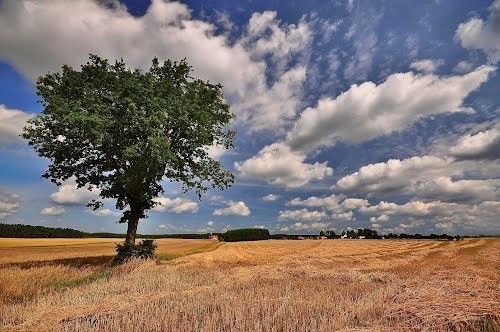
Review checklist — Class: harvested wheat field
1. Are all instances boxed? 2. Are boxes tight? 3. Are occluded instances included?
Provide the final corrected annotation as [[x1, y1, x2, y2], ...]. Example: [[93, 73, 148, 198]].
[[1, 238, 499, 331]]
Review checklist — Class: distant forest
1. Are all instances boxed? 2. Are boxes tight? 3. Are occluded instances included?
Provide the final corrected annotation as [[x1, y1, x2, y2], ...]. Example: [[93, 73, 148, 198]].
[[0, 223, 210, 239]]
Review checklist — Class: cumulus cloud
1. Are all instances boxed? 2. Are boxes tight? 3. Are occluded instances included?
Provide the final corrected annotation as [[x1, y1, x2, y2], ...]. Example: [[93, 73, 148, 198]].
[[50, 179, 101, 206], [0, 1, 311, 132], [279, 221, 330, 232], [278, 208, 327, 221], [243, 11, 311, 72], [335, 153, 499, 203], [213, 201, 250, 216], [450, 126, 500, 160], [287, 66, 495, 151], [152, 197, 198, 214], [235, 142, 333, 188], [411, 177, 499, 203], [286, 195, 368, 219], [262, 194, 280, 201], [287, 194, 345, 211], [88, 208, 121, 217], [0, 105, 33, 147], [40, 206, 65, 216], [335, 156, 450, 194], [410, 59, 444, 73], [332, 211, 354, 220], [0, 191, 21, 219], [360, 200, 500, 234], [455, 0, 500, 62], [207, 221, 214, 226], [339, 198, 370, 210], [370, 214, 389, 223]]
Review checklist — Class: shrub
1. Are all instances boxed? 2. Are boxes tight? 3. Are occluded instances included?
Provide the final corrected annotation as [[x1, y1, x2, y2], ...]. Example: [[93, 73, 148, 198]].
[[221, 228, 270, 242], [113, 239, 157, 264]]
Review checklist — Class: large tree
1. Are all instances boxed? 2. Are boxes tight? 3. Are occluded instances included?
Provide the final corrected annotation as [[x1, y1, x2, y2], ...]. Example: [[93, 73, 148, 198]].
[[23, 55, 235, 244]]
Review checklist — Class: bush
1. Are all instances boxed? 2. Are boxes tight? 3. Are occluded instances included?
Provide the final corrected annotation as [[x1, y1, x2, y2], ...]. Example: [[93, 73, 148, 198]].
[[221, 228, 270, 242], [113, 239, 157, 264]]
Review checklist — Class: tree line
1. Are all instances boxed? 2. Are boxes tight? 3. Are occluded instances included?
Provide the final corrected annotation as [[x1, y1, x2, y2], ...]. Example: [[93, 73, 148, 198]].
[[0, 223, 212, 239], [318, 228, 463, 241], [1, 223, 467, 241]]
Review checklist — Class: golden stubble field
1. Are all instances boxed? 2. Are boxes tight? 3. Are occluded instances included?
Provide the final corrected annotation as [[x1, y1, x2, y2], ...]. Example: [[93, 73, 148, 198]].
[[0, 238, 499, 331]]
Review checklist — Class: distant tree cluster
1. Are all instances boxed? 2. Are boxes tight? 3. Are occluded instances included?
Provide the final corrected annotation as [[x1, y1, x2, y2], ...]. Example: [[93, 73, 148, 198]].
[[220, 228, 270, 242], [339, 228, 380, 239], [332, 229, 461, 241], [0, 223, 86, 238], [385, 233, 460, 241], [0, 223, 211, 239]]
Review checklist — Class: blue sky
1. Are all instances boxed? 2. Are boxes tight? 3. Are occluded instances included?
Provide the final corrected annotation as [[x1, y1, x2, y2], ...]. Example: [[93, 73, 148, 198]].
[[0, 0, 499, 235]]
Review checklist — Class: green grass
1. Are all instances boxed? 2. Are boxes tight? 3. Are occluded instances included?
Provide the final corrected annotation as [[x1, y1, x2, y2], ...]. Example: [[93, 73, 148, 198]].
[[51, 270, 112, 291]]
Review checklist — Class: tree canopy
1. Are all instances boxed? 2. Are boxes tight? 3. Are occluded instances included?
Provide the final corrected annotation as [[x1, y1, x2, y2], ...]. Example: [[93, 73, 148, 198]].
[[23, 55, 235, 244]]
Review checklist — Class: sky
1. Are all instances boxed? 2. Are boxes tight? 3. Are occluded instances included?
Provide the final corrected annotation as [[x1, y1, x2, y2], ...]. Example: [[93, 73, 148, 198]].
[[0, 0, 499, 236]]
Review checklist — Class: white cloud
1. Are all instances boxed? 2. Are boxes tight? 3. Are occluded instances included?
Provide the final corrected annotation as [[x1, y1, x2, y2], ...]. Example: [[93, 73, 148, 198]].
[[339, 198, 370, 210], [213, 201, 250, 216], [243, 11, 311, 72], [88, 208, 121, 217], [370, 214, 389, 223], [410, 59, 444, 73], [0, 1, 312, 132], [40, 206, 65, 216], [262, 194, 280, 201], [453, 61, 473, 73], [360, 200, 462, 217], [152, 197, 198, 214], [278, 208, 327, 222], [205, 144, 232, 160], [411, 177, 499, 203], [50, 179, 101, 206], [207, 221, 214, 226], [286, 195, 368, 218], [287, 66, 496, 150], [332, 211, 353, 220], [455, 0, 500, 62], [280, 221, 330, 232], [236, 66, 307, 132], [287, 194, 344, 211], [335, 153, 499, 203], [335, 156, 450, 194], [361, 200, 500, 234], [0, 191, 21, 220], [287, 66, 495, 151], [0, 105, 33, 147], [450, 126, 500, 160], [253, 225, 266, 229], [235, 142, 333, 188]]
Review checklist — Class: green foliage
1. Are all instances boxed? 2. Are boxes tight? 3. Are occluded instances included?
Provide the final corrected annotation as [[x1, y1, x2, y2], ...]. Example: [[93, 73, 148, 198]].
[[356, 228, 380, 239], [325, 230, 336, 238], [0, 223, 86, 238], [221, 228, 270, 242], [113, 239, 157, 264], [23, 54, 235, 243]]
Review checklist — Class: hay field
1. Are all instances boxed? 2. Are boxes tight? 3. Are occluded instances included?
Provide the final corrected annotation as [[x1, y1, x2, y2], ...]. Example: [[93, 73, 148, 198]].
[[0, 238, 222, 305], [0, 238, 221, 265], [1, 238, 499, 331]]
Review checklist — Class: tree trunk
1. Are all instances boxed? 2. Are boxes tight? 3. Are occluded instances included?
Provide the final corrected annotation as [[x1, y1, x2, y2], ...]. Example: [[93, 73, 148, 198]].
[[125, 212, 140, 245]]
